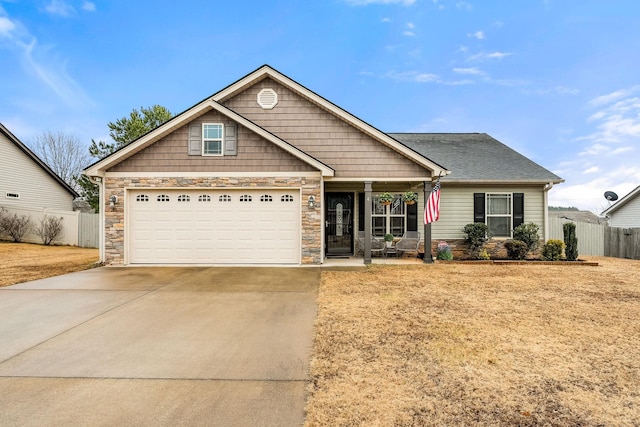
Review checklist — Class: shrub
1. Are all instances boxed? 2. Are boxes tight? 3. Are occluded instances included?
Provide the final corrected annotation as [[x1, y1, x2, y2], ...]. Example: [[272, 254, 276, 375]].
[[504, 239, 529, 260], [35, 215, 64, 245], [462, 223, 492, 259], [0, 208, 33, 242], [512, 222, 540, 255], [436, 241, 453, 260], [563, 222, 579, 261], [542, 239, 565, 261]]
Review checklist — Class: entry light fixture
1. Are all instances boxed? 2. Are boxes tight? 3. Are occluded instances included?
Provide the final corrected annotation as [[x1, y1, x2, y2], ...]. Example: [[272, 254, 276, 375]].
[[109, 195, 118, 211], [308, 195, 316, 208]]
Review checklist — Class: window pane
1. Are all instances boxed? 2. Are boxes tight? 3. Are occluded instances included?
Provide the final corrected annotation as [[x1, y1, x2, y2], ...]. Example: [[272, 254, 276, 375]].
[[488, 216, 511, 237], [390, 195, 404, 215], [390, 217, 405, 237], [203, 124, 222, 139], [488, 194, 511, 215], [372, 217, 385, 237], [204, 140, 221, 155], [372, 197, 385, 215]]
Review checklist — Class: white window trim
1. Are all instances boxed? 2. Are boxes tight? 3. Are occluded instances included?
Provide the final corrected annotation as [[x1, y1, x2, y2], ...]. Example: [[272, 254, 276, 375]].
[[372, 193, 406, 238], [202, 123, 224, 157], [486, 193, 513, 238]]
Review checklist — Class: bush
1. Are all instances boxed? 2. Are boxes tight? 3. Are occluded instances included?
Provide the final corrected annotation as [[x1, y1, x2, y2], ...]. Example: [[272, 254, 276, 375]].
[[512, 222, 540, 255], [436, 241, 453, 260], [462, 223, 492, 259], [0, 208, 33, 242], [504, 239, 529, 260], [542, 239, 565, 261], [563, 222, 579, 261], [35, 215, 64, 245]]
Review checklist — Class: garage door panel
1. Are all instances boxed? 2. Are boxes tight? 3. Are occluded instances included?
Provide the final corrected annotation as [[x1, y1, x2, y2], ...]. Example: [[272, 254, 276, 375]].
[[128, 189, 300, 264]]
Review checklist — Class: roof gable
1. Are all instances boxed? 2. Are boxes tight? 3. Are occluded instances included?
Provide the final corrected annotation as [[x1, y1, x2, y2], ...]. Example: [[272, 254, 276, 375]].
[[390, 133, 563, 184], [84, 99, 334, 177], [0, 123, 78, 198], [602, 184, 640, 216]]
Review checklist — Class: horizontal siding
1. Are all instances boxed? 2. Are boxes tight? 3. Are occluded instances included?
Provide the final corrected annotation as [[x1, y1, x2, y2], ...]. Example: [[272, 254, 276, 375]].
[[224, 78, 431, 179], [0, 133, 74, 211], [609, 196, 640, 227], [108, 110, 317, 173], [432, 185, 546, 240]]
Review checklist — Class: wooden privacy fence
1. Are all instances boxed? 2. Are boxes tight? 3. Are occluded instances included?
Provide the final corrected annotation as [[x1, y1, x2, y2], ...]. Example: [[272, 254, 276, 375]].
[[0, 206, 99, 248], [604, 227, 640, 260]]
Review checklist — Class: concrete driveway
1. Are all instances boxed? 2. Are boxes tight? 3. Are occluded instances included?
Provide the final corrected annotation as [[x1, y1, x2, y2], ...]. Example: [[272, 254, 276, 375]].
[[0, 267, 319, 426]]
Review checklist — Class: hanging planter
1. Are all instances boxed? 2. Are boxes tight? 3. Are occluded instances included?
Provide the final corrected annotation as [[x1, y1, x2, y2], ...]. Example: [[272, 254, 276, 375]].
[[379, 192, 394, 206], [402, 191, 418, 205]]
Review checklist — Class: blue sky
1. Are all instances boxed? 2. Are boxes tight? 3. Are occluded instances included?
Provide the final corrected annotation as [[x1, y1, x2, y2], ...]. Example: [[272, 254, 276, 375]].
[[1, 0, 639, 213]]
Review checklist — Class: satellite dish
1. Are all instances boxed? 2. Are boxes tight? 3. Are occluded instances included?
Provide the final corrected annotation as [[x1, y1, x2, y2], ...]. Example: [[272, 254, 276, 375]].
[[604, 191, 619, 201]]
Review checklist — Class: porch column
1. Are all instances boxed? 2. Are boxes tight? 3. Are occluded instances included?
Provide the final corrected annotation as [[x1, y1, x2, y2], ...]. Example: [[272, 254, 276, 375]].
[[423, 180, 433, 264], [364, 181, 372, 264]]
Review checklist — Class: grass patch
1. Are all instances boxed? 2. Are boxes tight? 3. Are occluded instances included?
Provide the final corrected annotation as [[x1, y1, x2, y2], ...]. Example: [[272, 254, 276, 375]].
[[0, 241, 99, 287], [306, 257, 640, 426]]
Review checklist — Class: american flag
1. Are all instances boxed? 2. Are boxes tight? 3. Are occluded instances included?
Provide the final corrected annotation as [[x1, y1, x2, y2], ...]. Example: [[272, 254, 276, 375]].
[[424, 178, 441, 224]]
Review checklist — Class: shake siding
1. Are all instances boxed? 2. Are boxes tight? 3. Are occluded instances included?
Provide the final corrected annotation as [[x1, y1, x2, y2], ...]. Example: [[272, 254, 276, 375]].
[[108, 111, 316, 173], [609, 196, 640, 227], [224, 78, 430, 178], [0, 133, 74, 210], [431, 185, 546, 240]]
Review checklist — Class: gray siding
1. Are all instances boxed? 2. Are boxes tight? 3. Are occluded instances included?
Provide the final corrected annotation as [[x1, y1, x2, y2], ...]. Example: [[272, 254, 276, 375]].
[[108, 111, 317, 173], [0, 132, 74, 211], [609, 195, 640, 227], [432, 185, 547, 240], [224, 78, 431, 179]]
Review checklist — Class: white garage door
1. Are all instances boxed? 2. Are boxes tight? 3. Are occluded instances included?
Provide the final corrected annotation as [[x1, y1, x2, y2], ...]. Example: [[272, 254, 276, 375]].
[[128, 189, 300, 264]]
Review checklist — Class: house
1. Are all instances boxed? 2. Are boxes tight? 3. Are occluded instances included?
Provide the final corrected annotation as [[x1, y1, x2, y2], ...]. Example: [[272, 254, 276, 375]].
[[601, 185, 640, 227], [84, 65, 563, 266], [0, 123, 78, 211]]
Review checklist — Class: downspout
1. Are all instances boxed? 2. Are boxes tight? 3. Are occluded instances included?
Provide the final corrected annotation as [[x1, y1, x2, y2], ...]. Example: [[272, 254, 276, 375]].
[[543, 182, 554, 241], [89, 175, 105, 263]]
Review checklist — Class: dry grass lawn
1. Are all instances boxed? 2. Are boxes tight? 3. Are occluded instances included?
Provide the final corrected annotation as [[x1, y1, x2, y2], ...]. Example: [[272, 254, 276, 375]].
[[306, 257, 640, 426], [0, 241, 99, 287]]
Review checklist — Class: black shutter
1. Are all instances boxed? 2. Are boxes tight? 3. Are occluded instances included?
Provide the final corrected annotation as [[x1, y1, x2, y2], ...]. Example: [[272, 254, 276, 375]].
[[474, 193, 485, 223], [513, 193, 524, 228], [407, 201, 418, 231], [358, 193, 365, 232]]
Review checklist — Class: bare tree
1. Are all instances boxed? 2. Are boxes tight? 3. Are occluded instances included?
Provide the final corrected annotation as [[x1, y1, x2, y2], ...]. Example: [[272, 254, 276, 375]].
[[30, 131, 91, 193], [35, 215, 64, 245]]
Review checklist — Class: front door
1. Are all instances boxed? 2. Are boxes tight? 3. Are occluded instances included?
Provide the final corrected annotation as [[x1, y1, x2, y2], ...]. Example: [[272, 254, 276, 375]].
[[325, 192, 354, 256]]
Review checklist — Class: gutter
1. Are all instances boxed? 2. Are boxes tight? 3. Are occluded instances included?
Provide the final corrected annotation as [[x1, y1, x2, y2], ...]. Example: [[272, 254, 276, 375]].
[[543, 182, 554, 241]]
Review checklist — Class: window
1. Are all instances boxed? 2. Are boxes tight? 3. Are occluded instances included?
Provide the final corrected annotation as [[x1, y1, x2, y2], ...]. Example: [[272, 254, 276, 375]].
[[372, 194, 405, 238], [281, 194, 294, 202], [202, 124, 223, 156], [260, 194, 273, 202], [474, 192, 524, 238], [240, 194, 252, 202], [219, 194, 232, 202], [198, 195, 211, 202], [178, 194, 190, 202], [136, 194, 149, 202], [5, 192, 20, 199], [157, 194, 170, 202]]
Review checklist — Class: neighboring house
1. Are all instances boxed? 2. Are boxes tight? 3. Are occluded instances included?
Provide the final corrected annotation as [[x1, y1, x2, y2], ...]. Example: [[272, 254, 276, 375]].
[[548, 209, 607, 225], [84, 65, 563, 266], [601, 185, 640, 227], [0, 123, 78, 211]]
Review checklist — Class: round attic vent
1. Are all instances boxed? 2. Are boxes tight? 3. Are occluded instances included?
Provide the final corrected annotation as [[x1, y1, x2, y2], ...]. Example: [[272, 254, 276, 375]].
[[257, 88, 278, 109]]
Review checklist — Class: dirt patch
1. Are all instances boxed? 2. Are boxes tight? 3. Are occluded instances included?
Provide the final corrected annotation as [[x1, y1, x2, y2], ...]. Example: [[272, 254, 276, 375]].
[[0, 241, 99, 287], [306, 256, 640, 426]]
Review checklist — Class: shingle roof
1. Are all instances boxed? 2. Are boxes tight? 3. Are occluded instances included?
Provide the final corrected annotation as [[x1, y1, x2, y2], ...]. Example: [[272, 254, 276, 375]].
[[389, 133, 563, 184]]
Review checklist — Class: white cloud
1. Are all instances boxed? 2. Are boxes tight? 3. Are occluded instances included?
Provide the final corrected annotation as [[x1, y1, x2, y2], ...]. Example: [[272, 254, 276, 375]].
[[456, 1, 473, 11], [467, 51, 512, 61], [45, 0, 76, 17], [583, 166, 600, 174], [487, 51, 511, 59], [468, 31, 485, 40], [381, 17, 391, 22], [82, 2, 96, 12], [406, 22, 414, 29], [386, 70, 439, 83], [453, 67, 484, 75], [0, 16, 16, 38], [589, 86, 639, 107], [612, 146, 634, 155], [403, 30, 415, 36]]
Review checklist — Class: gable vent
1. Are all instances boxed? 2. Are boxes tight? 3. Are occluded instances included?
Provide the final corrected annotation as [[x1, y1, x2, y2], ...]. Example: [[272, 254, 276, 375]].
[[257, 88, 278, 109]]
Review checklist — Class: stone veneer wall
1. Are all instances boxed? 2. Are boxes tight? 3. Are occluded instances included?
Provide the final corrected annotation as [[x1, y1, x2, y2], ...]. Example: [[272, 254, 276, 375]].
[[421, 239, 543, 260], [103, 176, 322, 265]]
